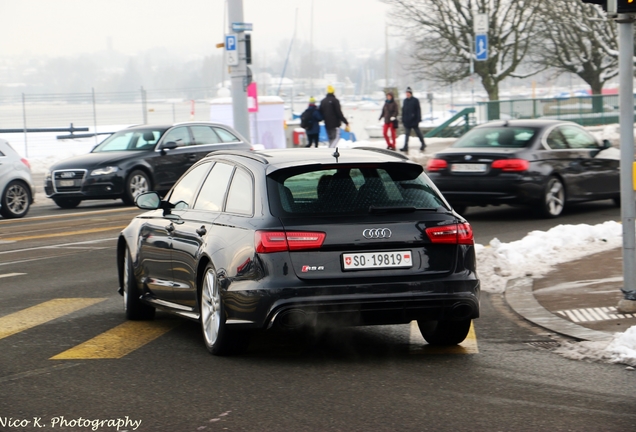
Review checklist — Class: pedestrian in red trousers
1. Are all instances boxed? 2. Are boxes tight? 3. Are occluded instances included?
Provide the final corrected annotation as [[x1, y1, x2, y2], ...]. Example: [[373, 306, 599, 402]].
[[379, 92, 399, 150]]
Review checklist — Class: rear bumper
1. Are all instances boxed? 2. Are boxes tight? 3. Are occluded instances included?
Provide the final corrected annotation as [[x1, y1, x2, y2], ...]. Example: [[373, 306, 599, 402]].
[[223, 279, 480, 330]]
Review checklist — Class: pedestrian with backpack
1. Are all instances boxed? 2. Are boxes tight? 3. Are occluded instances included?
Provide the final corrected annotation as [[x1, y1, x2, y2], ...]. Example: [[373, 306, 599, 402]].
[[378, 91, 399, 150], [319, 85, 349, 148], [301, 97, 323, 148]]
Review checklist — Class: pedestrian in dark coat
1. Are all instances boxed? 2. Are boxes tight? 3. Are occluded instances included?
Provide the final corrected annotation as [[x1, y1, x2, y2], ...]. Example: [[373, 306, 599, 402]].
[[301, 97, 323, 148], [401, 87, 426, 153], [319, 85, 349, 148], [379, 92, 399, 150]]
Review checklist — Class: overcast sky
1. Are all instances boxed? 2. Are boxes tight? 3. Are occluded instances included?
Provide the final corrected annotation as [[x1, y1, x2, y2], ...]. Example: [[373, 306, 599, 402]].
[[1, 0, 391, 58]]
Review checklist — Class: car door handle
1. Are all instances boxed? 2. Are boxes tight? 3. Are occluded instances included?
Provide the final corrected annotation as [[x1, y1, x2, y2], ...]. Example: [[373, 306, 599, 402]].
[[196, 226, 207, 236], [165, 223, 175, 233]]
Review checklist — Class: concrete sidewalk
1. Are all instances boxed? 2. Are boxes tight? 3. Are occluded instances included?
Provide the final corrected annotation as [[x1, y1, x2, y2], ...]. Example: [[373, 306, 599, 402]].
[[505, 247, 636, 341]]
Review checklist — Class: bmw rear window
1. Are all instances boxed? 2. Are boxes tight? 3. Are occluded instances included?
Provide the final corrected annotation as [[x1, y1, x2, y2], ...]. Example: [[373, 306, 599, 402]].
[[453, 127, 537, 148], [267, 163, 448, 215]]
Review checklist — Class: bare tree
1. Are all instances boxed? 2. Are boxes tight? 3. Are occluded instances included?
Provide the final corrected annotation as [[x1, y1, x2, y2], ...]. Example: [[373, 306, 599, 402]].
[[536, 0, 617, 99], [383, 0, 542, 103]]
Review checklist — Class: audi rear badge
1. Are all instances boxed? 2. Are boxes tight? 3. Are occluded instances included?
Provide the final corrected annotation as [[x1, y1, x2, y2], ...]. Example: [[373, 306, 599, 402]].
[[362, 228, 392, 239]]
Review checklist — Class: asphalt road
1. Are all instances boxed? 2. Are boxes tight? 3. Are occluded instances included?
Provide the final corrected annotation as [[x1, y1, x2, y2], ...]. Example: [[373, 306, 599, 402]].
[[1, 200, 634, 431]]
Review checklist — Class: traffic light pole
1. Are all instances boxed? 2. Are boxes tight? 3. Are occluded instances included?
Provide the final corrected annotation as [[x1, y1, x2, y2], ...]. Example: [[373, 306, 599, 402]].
[[617, 14, 636, 313], [227, 0, 251, 142]]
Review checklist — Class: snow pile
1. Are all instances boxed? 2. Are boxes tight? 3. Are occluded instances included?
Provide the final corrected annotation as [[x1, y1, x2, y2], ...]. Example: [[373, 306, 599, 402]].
[[476, 221, 623, 293], [555, 327, 636, 367]]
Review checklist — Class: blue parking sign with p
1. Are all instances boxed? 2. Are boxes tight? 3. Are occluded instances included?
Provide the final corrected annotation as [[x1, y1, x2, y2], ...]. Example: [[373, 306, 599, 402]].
[[475, 34, 488, 61], [226, 35, 236, 51]]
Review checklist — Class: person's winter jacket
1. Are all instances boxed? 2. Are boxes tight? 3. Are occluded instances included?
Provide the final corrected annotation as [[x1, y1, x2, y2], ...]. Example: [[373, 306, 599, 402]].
[[319, 93, 348, 130], [302, 105, 323, 135], [402, 96, 422, 129], [379, 98, 399, 125]]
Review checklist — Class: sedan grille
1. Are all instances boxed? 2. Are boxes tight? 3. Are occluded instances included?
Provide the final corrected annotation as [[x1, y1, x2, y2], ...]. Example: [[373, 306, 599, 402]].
[[53, 169, 87, 193]]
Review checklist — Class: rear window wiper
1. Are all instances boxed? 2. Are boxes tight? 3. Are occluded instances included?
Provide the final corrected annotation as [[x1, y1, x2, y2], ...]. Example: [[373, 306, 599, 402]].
[[368, 205, 441, 214]]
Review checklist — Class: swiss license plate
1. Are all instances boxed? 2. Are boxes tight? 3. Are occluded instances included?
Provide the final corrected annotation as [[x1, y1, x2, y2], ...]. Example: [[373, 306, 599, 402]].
[[451, 163, 487, 173], [342, 250, 413, 270], [58, 180, 75, 187]]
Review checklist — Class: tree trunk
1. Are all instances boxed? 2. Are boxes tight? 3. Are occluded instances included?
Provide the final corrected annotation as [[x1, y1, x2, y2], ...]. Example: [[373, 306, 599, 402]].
[[590, 81, 604, 114]]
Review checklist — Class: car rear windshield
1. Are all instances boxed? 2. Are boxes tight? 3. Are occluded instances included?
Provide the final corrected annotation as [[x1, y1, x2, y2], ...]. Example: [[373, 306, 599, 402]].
[[453, 127, 538, 148], [92, 128, 166, 152], [267, 163, 449, 216]]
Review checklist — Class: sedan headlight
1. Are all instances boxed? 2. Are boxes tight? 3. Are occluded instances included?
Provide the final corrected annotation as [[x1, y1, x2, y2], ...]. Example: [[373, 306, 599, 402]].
[[91, 166, 119, 176]]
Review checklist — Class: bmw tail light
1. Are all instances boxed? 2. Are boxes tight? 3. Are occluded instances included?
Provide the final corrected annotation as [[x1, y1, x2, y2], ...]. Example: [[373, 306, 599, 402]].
[[491, 159, 529, 172], [426, 158, 448, 172], [20, 158, 31, 170], [426, 223, 474, 245], [255, 231, 326, 253]]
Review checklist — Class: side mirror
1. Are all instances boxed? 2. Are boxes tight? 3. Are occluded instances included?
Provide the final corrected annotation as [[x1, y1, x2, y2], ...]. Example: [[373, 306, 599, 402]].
[[135, 191, 161, 210], [601, 139, 612, 150], [159, 141, 178, 155]]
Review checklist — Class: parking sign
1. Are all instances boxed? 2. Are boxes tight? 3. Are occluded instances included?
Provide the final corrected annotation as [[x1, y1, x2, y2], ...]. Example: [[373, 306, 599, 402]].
[[225, 34, 239, 66]]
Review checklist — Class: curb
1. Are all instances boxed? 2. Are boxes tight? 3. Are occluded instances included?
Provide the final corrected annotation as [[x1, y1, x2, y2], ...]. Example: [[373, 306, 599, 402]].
[[504, 277, 612, 342]]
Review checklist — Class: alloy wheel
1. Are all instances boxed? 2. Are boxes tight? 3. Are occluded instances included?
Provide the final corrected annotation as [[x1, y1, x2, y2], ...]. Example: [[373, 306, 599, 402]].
[[545, 178, 564, 216], [201, 269, 221, 347], [6, 183, 29, 216], [129, 174, 149, 200]]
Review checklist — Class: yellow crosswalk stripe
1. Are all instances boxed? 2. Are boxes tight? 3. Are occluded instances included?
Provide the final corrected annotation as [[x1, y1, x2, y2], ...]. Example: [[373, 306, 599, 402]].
[[0, 298, 106, 340], [409, 320, 479, 354], [50, 320, 181, 360]]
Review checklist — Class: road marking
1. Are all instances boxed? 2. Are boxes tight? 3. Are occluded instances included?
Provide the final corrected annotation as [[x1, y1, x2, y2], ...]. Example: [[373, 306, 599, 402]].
[[0, 238, 116, 256], [0, 207, 137, 225], [557, 306, 636, 322], [0, 298, 106, 341], [0, 363, 80, 383], [0, 273, 26, 279], [1, 226, 127, 242], [51, 320, 181, 359], [409, 320, 479, 354]]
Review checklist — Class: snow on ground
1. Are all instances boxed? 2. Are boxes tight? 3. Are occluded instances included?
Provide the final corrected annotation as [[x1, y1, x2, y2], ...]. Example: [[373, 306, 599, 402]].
[[5, 129, 635, 368]]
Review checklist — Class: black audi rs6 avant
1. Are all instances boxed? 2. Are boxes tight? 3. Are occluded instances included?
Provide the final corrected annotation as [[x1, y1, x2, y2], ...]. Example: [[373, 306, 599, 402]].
[[117, 147, 480, 355]]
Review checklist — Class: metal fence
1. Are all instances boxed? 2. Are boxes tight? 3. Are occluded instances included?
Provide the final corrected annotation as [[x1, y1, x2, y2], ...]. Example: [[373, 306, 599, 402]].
[[477, 94, 623, 126]]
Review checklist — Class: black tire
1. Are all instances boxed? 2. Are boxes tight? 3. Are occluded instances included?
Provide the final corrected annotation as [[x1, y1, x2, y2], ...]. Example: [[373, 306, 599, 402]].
[[123, 247, 155, 320], [123, 170, 151, 205], [417, 319, 471, 346], [1, 180, 31, 218], [537, 176, 565, 218], [199, 264, 248, 355], [613, 196, 621, 207], [53, 197, 82, 209]]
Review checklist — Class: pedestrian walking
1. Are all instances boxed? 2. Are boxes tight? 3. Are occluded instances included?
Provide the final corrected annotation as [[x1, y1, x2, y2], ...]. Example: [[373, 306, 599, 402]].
[[300, 97, 323, 148], [400, 87, 426, 153], [319, 85, 349, 148], [378, 91, 399, 150]]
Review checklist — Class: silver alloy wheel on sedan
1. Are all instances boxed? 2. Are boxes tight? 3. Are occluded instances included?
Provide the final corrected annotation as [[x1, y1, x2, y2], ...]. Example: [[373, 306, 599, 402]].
[[201, 268, 221, 347], [545, 177, 565, 217], [129, 173, 149, 199], [2, 181, 30, 218], [123, 248, 130, 311]]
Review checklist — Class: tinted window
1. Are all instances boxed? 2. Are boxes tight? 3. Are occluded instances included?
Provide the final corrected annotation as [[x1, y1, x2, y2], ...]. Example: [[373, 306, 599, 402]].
[[167, 162, 211, 209], [191, 126, 221, 145], [546, 129, 568, 149], [162, 127, 191, 147], [214, 127, 240, 142], [268, 164, 447, 215], [193, 163, 234, 211], [453, 127, 537, 148], [225, 169, 253, 215], [559, 125, 598, 149], [93, 129, 166, 152]]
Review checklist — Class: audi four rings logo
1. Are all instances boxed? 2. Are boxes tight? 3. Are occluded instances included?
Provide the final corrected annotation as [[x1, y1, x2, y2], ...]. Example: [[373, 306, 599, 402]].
[[363, 228, 392, 239]]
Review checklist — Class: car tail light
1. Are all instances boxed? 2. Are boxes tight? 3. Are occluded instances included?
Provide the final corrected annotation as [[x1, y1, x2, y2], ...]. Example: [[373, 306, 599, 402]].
[[426, 158, 448, 172], [426, 223, 474, 245], [20, 158, 31, 170], [491, 159, 529, 172], [255, 230, 326, 253]]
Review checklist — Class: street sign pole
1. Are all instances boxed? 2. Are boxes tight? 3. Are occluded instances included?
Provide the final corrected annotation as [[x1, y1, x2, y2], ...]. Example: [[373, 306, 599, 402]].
[[617, 13, 636, 313], [227, 0, 251, 142]]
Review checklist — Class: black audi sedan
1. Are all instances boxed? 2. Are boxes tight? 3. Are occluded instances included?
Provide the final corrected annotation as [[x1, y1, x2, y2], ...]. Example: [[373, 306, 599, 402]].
[[44, 122, 251, 208], [117, 148, 480, 355], [426, 119, 620, 217]]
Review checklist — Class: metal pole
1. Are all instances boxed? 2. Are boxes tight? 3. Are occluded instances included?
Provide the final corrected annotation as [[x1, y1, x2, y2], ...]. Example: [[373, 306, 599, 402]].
[[21, 93, 28, 158], [310, 0, 314, 97], [227, 0, 251, 141], [92, 87, 98, 146], [617, 15, 636, 313], [141, 86, 148, 124]]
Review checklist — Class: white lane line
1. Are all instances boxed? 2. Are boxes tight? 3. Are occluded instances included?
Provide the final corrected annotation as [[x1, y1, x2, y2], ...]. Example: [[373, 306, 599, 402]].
[[585, 308, 604, 321], [0, 273, 26, 279], [0, 238, 116, 256]]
